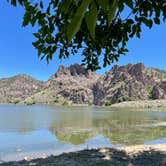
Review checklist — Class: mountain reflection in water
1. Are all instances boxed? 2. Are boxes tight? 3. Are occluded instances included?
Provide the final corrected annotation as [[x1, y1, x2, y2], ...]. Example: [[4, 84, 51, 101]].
[[0, 105, 165, 160]]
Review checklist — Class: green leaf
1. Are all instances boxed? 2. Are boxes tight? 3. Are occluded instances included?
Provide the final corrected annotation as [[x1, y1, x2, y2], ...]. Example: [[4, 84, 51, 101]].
[[118, 2, 124, 12], [9, 0, 16, 6], [8, 0, 24, 6], [18, 0, 23, 5], [22, 11, 30, 27], [154, 17, 160, 24], [67, 0, 91, 43], [142, 18, 153, 28], [85, 2, 98, 39], [97, 0, 110, 13], [108, 0, 117, 24], [59, 0, 72, 14], [73, 0, 79, 6], [40, 0, 43, 9], [125, 0, 133, 9], [33, 33, 40, 38]]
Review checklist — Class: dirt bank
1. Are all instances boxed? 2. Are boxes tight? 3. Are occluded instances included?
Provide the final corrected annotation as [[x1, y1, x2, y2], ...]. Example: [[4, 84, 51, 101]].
[[1, 144, 166, 166]]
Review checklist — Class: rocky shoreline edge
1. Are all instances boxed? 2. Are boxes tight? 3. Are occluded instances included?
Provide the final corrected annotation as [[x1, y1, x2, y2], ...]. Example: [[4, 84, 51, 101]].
[[1, 144, 166, 166]]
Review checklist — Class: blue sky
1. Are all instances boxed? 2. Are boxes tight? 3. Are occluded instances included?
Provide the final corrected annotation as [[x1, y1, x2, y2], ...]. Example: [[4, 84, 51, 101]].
[[0, 1, 166, 81]]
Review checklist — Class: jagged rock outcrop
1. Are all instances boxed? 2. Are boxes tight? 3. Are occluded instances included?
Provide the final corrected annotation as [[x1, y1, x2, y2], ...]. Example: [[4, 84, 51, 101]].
[[28, 63, 99, 105], [93, 63, 166, 105], [1, 63, 166, 105], [54, 64, 95, 78]]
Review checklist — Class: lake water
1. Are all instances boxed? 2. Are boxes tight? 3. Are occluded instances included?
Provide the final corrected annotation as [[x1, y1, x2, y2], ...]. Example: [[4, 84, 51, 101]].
[[0, 105, 166, 161]]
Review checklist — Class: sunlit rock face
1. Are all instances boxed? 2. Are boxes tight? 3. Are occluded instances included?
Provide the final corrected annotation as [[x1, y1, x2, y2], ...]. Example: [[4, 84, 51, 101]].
[[54, 63, 95, 78], [43, 64, 99, 105], [1, 63, 166, 105], [93, 63, 166, 105], [0, 75, 45, 103], [44, 63, 166, 105]]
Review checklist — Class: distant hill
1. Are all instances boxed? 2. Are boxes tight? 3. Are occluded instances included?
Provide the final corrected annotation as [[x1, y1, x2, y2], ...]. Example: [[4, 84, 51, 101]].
[[1, 63, 166, 106], [0, 74, 45, 104]]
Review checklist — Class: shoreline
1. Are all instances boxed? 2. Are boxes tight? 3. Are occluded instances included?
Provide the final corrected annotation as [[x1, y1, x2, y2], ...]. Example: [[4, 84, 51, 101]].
[[1, 144, 166, 165], [1, 99, 166, 110], [111, 99, 166, 109]]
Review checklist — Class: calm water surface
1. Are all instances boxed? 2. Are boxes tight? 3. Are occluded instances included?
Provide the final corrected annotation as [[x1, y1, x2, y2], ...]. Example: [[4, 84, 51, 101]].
[[0, 105, 166, 161]]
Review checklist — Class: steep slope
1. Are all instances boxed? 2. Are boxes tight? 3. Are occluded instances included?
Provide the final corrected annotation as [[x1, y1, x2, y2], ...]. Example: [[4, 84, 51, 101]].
[[24, 64, 99, 105], [93, 63, 166, 105], [0, 74, 45, 103], [47, 64, 99, 104]]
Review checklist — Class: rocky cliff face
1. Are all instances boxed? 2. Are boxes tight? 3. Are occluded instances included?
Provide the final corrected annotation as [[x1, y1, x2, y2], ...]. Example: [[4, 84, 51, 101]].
[[1, 63, 166, 105], [44, 64, 99, 105], [54, 64, 95, 78], [151, 81, 166, 99], [93, 63, 166, 105]]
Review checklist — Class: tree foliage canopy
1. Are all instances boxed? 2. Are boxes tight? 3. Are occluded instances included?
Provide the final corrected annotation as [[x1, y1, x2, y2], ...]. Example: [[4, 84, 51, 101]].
[[8, 0, 166, 70]]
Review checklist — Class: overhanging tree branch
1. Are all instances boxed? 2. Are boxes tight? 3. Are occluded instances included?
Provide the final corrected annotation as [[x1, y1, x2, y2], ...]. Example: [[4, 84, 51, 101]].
[[7, 0, 166, 70]]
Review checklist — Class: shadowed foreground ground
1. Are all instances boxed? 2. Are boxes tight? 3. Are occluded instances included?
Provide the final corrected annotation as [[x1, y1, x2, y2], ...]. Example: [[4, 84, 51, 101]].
[[1, 145, 166, 166]]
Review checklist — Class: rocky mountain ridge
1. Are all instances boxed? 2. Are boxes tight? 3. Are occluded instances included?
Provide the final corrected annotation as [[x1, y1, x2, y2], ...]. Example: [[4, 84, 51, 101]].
[[1, 63, 166, 105]]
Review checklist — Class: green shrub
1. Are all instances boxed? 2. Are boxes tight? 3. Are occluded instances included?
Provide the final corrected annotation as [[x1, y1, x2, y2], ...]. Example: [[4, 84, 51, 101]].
[[105, 100, 112, 106], [53, 96, 59, 103], [62, 100, 69, 106], [122, 96, 131, 102], [10, 98, 21, 104], [26, 99, 36, 105]]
